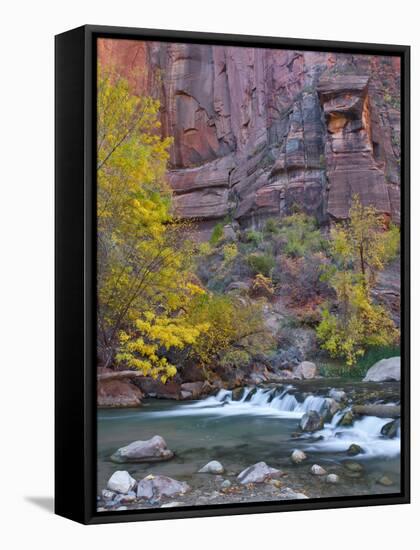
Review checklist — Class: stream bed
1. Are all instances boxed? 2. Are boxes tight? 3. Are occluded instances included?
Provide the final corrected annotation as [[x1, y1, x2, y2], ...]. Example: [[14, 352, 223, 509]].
[[97, 379, 401, 508]]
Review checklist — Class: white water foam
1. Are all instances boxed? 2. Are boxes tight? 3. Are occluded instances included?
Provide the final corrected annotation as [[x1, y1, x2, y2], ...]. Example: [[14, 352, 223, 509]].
[[303, 411, 401, 458], [138, 387, 327, 419]]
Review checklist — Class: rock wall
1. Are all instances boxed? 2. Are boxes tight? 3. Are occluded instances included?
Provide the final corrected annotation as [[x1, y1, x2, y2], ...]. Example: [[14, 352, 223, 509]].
[[98, 39, 401, 227]]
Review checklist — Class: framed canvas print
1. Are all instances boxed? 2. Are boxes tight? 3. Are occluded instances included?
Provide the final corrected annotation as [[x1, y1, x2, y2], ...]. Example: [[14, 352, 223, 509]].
[[55, 25, 410, 525]]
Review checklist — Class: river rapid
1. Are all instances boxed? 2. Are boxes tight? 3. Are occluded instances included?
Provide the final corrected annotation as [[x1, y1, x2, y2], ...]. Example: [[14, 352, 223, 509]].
[[97, 379, 401, 508]]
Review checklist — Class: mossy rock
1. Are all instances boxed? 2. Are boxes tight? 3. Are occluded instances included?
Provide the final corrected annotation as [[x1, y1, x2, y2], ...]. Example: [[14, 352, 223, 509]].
[[338, 410, 354, 427], [346, 443, 364, 456]]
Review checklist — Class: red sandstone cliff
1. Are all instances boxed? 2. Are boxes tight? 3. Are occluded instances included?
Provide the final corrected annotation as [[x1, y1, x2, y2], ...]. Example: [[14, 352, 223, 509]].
[[98, 39, 401, 226]]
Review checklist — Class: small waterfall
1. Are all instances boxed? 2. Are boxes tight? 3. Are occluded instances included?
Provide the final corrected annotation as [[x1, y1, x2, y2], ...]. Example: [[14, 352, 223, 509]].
[[188, 386, 328, 418], [270, 393, 299, 412], [295, 395, 326, 414], [214, 389, 232, 402], [239, 387, 252, 402], [331, 409, 346, 427]]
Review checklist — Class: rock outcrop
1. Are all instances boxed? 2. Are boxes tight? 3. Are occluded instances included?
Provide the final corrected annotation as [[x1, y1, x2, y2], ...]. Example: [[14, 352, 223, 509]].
[[98, 40, 401, 231], [97, 368, 143, 408]]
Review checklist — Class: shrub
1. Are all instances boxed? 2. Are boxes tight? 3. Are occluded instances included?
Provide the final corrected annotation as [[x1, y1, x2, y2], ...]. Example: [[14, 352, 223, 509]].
[[247, 252, 276, 277], [316, 286, 399, 366], [198, 242, 212, 256], [319, 345, 400, 378], [250, 273, 274, 299], [187, 294, 267, 368], [244, 229, 264, 246], [209, 222, 224, 246], [274, 252, 330, 306], [276, 213, 324, 258], [355, 344, 400, 372], [264, 218, 279, 235], [220, 349, 251, 369], [223, 243, 238, 263]]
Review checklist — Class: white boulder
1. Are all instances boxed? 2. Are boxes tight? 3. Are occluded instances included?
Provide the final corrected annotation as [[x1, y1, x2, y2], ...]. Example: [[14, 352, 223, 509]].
[[363, 357, 400, 382], [107, 470, 136, 494], [326, 474, 339, 484], [293, 361, 318, 380], [291, 449, 307, 464], [198, 460, 225, 474]]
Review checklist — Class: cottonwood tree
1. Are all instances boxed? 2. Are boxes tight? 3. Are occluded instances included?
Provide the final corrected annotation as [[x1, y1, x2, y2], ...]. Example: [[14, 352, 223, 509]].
[[317, 196, 400, 365], [97, 65, 206, 379]]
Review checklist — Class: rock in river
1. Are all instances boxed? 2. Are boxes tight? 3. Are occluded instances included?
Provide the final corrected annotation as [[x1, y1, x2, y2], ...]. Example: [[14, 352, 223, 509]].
[[137, 475, 190, 500], [198, 460, 225, 474], [107, 471, 136, 494], [363, 357, 400, 382], [377, 475, 394, 486], [291, 449, 307, 464], [381, 418, 400, 438], [300, 410, 324, 432], [237, 462, 284, 484], [329, 388, 346, 402], [111, 435, 174, 463], [326, 474, 339, 484], [310, 464, 327, 476], [343, 461, 364, 473], [320, 398, 340, 421], [347, 443, 364, 456], [338, 410, 354, 427]]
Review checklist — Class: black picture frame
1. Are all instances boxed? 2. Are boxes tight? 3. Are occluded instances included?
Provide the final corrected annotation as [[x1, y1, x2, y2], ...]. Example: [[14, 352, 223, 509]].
[[55, 24, 410, 525]]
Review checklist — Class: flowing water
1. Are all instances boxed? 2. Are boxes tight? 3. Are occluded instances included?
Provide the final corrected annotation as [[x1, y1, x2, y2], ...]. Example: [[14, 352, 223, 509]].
[[98, 380, 401, 502]]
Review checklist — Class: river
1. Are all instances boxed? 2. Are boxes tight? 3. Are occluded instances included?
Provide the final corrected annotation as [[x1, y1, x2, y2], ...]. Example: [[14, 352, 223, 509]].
[[97, 380, 401, 507]]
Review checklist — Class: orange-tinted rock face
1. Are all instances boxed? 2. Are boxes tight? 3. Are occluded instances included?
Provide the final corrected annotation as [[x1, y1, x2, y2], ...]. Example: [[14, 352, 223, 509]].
[[98, 39, 401, 225]]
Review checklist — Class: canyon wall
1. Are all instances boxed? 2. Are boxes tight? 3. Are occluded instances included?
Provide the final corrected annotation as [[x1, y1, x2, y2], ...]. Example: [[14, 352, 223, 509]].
[[98, 39, 401, 228]]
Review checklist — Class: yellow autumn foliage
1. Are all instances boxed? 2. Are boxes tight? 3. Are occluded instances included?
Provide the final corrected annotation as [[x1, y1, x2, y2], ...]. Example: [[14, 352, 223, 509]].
[[97, 63, 208, 378], [317, 195, 400, 365]]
